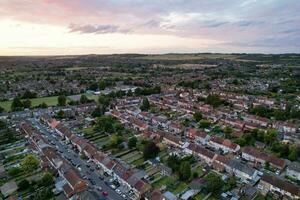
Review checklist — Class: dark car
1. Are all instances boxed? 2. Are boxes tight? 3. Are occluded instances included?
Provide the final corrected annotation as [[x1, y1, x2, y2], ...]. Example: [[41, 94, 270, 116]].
[[90, 180, 96, 185], [102, 191, 108, 196]]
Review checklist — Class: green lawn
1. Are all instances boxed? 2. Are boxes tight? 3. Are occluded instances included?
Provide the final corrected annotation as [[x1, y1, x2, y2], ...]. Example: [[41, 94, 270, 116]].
[[194, 193, 207, 200], [82, 127, 96, 136], [64, 66, 85, 71], [170, 182, 188, 194], [0, 96, 58, 111], [193, 165, 205, 177], [152, 176, 177, 189], [0, 93, 99, 111], [131, 158, 144, 166]]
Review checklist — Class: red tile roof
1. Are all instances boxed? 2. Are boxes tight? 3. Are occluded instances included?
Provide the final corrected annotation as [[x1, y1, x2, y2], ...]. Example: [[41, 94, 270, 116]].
[[261, 174, 300, 196]]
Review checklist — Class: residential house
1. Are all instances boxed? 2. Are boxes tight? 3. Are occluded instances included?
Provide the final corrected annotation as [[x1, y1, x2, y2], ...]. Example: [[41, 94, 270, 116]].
[[221, 118, 245, 130], [130, 117, 149, 131], [62, 169, 88, 198], [258, 174, 300, 199], [168, 122, 182, 134], [287, 162, 300, 181], [186, 128, 210, 144], [187, 143, 217, 165], [273, 121, 298, 134], [242, 146, 285, 171], [209, 136, 240, 153], [243, 114, 269, 128], [227, 159, 258, 182], [212, 155, 230, 172], [162, 133, 182, 147]]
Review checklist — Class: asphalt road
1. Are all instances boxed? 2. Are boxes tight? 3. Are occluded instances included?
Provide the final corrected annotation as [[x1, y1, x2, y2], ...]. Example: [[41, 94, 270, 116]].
[[30, 118, 124, 200]]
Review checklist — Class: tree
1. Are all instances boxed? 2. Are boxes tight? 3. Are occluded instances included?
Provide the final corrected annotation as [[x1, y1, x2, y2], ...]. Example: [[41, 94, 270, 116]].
[[127, 90, 133, 96], [39, 102, 48, 108], [22, 90, 37, 99], [40, 172, 54, 187], [0, 106, 5, 113], [0, 120, 6, 130], [18, 179, 30, 191], [227, 176, 237, 189], [8, 167, 22, 176], [57, 95, 67, 106], [288, 145, 298, 161], [108, 134, 124, 148], [21, 154, 39, 172], [95, 116, 115, 133], [193, 111, 203, 122], [179, 161, 191, 181], [224, 126, 233, 139], [99, 80, 107, 90], [204, 173, 223, 194], [265, 161, 270, 170], [264, 129, 277, 145], [88, 82, 98, 91], [199, 119, 211, 129], [143, 141, 160, 159], [56, 110, 65, 119], [98, 95, 110, 107], [91, 105, 105, 118], [166, 154, 180, 172], [11, 97, 23, 111], [128, 137, 137, 149], [205, 94, 224, 108], [80, 94, 89, 104], [140, 97, 150, 111], [22, 99, 31, 108]]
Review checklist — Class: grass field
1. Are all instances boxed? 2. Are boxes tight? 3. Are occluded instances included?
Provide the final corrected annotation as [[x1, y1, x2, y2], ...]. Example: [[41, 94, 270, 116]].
[[0, 96, 59, 111], [170, 182, 188, 194], [138, 54, 238, 61], [64, 66, 85, 71], [152, 176, 177, 189], [0, 93, 99, 111]]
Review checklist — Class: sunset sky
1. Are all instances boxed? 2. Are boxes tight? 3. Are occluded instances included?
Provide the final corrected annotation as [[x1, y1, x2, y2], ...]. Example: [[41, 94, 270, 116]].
[[0, 0, 299, 55]]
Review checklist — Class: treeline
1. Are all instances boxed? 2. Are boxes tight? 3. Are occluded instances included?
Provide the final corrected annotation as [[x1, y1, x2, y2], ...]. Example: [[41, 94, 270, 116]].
[[249, 105, 300, 120], [0, 120, 19, 146], [178, 80, 210, 90], [235, 129, 299, 161], [198, 94, 230, 108], [92, 86, 160, 118], [134, 86, 161, 96]]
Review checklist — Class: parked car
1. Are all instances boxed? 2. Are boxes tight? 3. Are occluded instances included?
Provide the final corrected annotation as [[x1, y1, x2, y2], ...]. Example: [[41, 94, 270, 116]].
[[102, 191, 108, 196]]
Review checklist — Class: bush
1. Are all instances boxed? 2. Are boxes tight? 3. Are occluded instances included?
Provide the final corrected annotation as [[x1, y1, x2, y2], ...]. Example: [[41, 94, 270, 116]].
[[18, 179, 30, 191]]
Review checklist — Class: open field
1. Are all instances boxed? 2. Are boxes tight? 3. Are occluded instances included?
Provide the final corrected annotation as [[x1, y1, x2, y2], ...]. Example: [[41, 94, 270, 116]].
[[138, 54, 238, 61], [0, 96, 59, 111], [64, 66, 85, 71], [0, 93, 99, 111]]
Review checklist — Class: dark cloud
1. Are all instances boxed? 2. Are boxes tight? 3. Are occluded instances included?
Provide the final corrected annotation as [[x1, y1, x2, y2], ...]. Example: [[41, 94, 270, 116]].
[[235, 20, 264, 27], [69, 23, 131, 34]]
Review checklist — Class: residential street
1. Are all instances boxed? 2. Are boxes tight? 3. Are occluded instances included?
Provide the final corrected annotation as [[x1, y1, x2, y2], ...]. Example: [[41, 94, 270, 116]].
[[30, 118, 124, 200]]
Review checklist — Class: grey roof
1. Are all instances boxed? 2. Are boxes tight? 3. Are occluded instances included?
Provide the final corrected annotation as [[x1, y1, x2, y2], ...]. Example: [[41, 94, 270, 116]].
[[163, 191, 178, 200], [229, 159, 256, 176], [0, 181, 18, 197], [189, 178, 206, 190], [242, 185, 257, 197], [132, 170, 147, 180], [288, 162, 300, 172], [0, 165, 5, 173]]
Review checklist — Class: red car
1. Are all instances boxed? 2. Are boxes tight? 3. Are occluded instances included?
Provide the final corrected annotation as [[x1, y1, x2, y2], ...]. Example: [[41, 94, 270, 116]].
[[102, 191, 108, 196]]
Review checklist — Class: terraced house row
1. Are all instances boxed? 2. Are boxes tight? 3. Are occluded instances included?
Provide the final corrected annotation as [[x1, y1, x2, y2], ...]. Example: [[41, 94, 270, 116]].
[[41, 116, 152, 199]]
